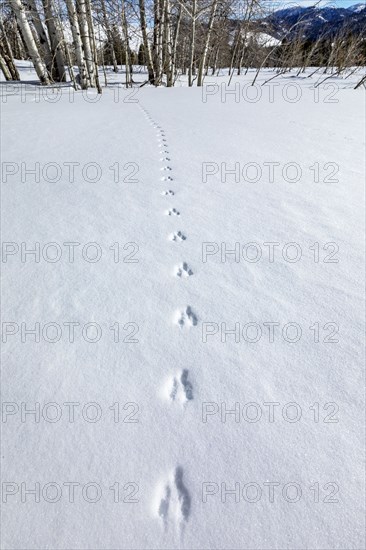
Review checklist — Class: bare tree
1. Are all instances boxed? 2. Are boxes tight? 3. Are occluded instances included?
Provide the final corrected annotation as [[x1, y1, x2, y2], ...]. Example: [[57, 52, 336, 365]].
[[41, 0, 66, 81], [85, 0, 102, 91], [139, 0, 155, 83], [65, 0, 88, 88], [76, 0, 96, 86], [9, 0, 50, 83], [197, 0, 218, 86], [0, 17, 20, 79]]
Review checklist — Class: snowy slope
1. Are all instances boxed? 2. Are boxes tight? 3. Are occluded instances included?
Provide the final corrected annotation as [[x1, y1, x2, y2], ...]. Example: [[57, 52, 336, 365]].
[[263, 4, 366, 40], [1, 67, 365, 549], [245, 32, 281, 47], [349, 3, 366, 13]]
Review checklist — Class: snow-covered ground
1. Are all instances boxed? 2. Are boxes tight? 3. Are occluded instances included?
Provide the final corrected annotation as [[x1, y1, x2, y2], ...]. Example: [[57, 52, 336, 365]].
[[1, 65, 365, 549]]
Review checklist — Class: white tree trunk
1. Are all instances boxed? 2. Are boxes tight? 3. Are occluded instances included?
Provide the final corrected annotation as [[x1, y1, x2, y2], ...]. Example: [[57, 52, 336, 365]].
[[0, 19, 20, 80], [85, 0, 101, 92], [9, 0, 50, 84], [26, 0, 53, 74], [139, 0, 155, 83], [197, 0, 218, 86], [76, 0, 95, 86], [41, 0, 66, 81], [65, 0, 88, 88], [121, 0, 131, 87], [188, 0, 197, 87], [0, 52, 12, 80], [164, 0, 172, 86], [11, 18, 25, 59], [171, 3, 182, 85], [153, 0, 164, 85]]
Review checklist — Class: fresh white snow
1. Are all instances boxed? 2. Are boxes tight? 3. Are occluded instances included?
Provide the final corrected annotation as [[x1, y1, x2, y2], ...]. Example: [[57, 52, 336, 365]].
[[1, 65, 365, 549]]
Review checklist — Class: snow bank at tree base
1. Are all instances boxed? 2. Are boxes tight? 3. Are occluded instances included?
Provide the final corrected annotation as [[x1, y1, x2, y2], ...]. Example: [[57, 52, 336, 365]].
[[1, 63, 365, 549]]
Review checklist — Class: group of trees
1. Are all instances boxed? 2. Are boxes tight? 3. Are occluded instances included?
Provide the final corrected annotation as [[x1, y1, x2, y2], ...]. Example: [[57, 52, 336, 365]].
[[0, 0, 365, 91]]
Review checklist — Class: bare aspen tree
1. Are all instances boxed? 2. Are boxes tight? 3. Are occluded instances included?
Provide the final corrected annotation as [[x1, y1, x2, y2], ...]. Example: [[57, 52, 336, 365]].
[[188, 0, 196, 86], [0, 18, 20, 79], [139, 0, 155, 83], [181, 34, 188, 75], [0, 51, 12, 79], [152, 0, 159, 81], [63, 35, 78, 89], [211, 44, 219, 74], [65, 0, 88, 88], [41, 0, 66, 81], [16, 20, 29, 56], [159, 0, 167, 84], [197, 0, 218, 86], [229, 25, 240, 77], [177, 0, 218, 86], [76, 0, 95, 86], [159, 0, 166, 84], [153, 0, 166, 85], [100, 0, 118, 72], [25, 0, 54, 75], [121, 0, 132, 87], [171, 1, 182, 85], [11, 18, 25, 59], [85, 0, 102, 92], [9, 0, 50, 83], [163, 0, 172, 85], [237, 0, 260, 76]]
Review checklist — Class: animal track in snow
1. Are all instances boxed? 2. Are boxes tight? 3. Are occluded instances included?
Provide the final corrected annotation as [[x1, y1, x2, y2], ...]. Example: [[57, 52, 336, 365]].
[[168, 369, 193, 404], [170, 231, 186, 242], [157, 484, 171, 529], [167, 208, 180, 216], [161, 166, 172, 171], [175, 262, 193, 278], [156, 466, 191, 533], [161, 176, 174, 182], [174, 467, 191, 524], [162, 190, 175, 196], [176, 306, 198, 328]]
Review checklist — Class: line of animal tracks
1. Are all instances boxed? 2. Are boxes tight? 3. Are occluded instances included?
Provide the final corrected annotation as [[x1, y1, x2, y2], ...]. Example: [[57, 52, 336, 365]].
[[139, 103, 194, 537]]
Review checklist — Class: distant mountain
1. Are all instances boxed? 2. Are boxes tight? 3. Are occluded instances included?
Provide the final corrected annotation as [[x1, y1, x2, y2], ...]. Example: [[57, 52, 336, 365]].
[[348, 3, 366, 13], [261, 3, 366, 42]]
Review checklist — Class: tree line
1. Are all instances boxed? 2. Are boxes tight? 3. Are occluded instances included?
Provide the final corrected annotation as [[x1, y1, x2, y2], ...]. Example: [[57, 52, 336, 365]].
[[0, 0, 365, 91]]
